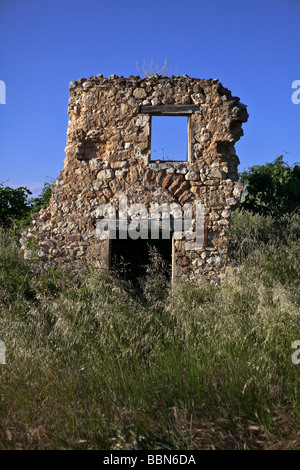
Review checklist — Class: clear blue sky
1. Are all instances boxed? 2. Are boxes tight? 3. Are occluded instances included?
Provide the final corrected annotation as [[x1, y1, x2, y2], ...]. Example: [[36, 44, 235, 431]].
[[0, 0, 299, 196]]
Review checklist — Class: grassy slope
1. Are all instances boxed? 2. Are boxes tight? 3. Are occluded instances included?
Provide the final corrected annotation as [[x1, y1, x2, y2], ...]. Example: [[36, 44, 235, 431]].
[[0, 211, 299, 449]]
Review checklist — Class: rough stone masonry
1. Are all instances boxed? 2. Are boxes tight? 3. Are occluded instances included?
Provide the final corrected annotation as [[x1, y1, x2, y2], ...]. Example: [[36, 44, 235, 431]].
[[20, 74, 248, 283]]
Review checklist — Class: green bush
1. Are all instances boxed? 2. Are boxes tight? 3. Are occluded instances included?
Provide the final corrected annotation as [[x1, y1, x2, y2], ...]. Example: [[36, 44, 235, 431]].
[[28, 178, 54, 214], [0, 183, 32, 228], [240, 155, 300, 218], [0, 179, 54, 229]]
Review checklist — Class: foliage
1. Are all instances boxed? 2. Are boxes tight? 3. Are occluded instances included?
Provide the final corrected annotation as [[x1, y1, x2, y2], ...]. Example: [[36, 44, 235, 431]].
[[29, 178, 55, 214], [0, 183, 32, 228], [0, 179, 54, 229], [239, 155, 300, 218]]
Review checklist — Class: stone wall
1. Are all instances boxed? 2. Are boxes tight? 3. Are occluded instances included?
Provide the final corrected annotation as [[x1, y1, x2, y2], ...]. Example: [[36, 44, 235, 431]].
[[20, 74, 248, 283]]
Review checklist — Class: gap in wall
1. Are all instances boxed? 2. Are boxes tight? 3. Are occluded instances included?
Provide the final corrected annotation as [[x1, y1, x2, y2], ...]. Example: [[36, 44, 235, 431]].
[[110, 232, 172, 284], [151, 116, 188, 162]]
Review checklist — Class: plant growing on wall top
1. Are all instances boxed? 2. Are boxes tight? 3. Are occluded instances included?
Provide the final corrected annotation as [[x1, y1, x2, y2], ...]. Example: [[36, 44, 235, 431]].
[[136, 57, 176, 77]]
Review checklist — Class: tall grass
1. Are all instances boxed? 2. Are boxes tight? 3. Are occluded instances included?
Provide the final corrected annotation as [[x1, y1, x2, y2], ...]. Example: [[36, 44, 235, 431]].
[[0, 211, 299, 449]]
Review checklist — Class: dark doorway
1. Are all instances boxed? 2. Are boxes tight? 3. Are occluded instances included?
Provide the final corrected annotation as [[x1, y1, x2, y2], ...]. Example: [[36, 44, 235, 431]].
[[110, 233, 172, 284]]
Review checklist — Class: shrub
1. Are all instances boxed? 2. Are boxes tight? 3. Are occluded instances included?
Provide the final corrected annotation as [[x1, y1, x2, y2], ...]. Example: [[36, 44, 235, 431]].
[[0, 183, 32, 228], [240, 155, 300, 218], [0, 179, 54, 229]]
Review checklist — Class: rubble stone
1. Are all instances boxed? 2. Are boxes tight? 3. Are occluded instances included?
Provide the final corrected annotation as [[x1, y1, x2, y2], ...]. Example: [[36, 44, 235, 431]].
[[21, 74, 248, 282]]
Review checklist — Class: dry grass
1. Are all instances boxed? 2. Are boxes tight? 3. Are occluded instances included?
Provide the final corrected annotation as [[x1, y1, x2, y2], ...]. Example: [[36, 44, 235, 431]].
[[0, 211, 299, 449]]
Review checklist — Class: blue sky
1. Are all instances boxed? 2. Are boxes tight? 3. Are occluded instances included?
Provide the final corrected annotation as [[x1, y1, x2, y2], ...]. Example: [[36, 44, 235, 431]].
[[0, 0, 299, 196]]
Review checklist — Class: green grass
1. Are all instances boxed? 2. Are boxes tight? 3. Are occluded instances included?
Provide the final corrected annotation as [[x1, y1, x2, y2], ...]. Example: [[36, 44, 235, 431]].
[[0, 211, 299, 449]]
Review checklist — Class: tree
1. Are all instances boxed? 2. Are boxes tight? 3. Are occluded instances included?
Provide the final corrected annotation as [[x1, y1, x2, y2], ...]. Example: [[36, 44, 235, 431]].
[[0, 183, 32, 228], [239, 155, 300, 218], [0, 178, 54, 228]]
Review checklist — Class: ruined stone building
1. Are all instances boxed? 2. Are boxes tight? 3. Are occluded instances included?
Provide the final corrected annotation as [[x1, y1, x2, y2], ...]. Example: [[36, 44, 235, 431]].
[[21, 74, 248, 283]]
